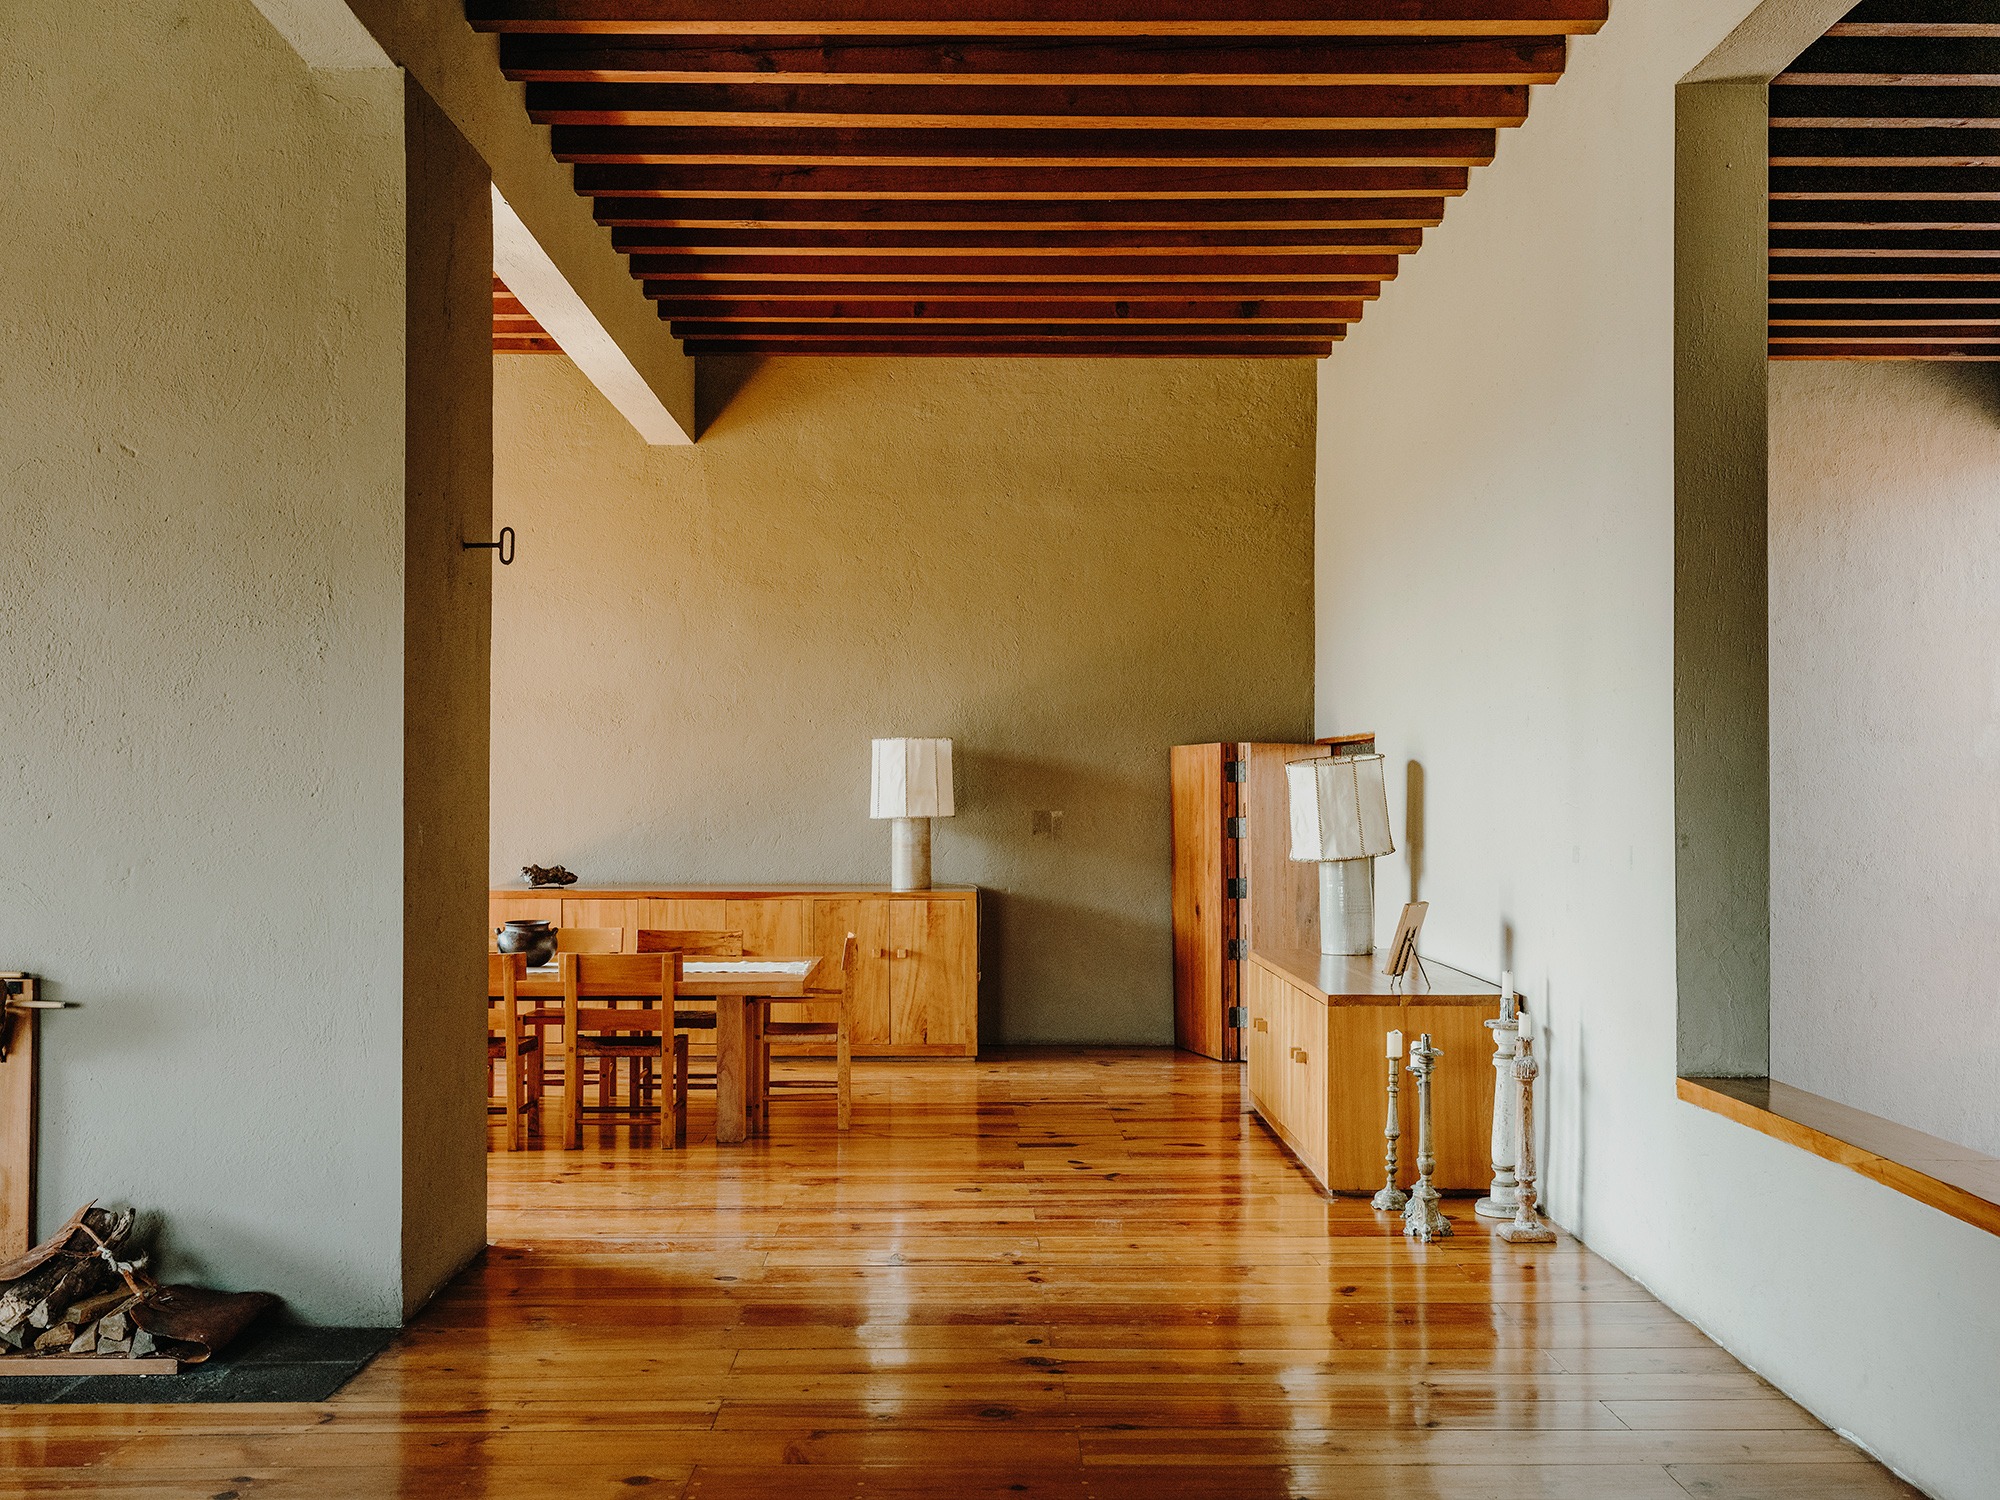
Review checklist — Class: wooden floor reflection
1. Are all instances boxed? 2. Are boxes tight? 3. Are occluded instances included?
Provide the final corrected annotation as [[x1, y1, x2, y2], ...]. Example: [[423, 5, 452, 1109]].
[[0, 1048, 1921, 1498]]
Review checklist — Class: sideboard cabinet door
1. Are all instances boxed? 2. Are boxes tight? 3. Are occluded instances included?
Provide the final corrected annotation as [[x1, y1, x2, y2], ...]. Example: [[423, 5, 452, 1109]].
[[891, 898, 976, 1048]]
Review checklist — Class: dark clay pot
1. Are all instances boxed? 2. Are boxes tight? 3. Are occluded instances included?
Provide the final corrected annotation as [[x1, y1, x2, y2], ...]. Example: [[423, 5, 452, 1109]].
[[496, 919, 557, 969]]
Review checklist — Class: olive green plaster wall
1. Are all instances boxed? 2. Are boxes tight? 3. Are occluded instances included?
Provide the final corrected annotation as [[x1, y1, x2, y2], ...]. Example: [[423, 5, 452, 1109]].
[[491, 354, 1315, 1045]]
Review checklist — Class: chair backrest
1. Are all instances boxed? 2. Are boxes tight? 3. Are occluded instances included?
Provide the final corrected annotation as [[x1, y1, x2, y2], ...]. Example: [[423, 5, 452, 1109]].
[[488, 953, 524, 1039], [636, 929, 744, 957], [812, 932, 858, 999], [557, 926, 625, 955], [562, 951, 680, 1035]]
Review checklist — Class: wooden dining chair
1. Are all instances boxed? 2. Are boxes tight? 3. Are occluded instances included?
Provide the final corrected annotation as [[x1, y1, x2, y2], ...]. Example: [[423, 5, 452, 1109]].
[[635, 932, 747, 1090], [488, 953, 544, 1151], [636, 929, 744, 957], [761, 933, 857, 1130], [556, 926, 625, 954], [561, 952, 689, 1149]]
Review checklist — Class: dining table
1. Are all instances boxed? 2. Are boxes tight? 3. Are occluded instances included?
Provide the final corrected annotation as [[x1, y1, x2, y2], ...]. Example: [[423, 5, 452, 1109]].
[[492, 956, 822, 1145]]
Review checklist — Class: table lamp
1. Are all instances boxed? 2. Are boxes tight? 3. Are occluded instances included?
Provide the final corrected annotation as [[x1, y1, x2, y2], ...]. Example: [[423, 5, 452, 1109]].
[[871, 737, 955, 891], [1286, 752, 1395, 955]]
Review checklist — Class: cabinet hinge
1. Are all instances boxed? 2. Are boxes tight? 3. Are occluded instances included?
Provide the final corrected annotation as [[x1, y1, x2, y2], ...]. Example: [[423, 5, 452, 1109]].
[[1226, 938, 1247, 961], [1226, 876, 1248, 900], [1223, 759, 1247, 783], [1225, 817, 1248, 839], [1225, 1005, 1247, 1029]]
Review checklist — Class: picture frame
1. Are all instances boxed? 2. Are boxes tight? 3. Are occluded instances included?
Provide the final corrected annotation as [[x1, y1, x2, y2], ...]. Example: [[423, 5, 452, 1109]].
[[1382, 901, 1429, 980]]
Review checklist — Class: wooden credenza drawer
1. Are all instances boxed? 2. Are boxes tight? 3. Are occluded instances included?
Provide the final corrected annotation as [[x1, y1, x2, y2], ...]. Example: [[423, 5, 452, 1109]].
[[489, 885, 979, 1059]]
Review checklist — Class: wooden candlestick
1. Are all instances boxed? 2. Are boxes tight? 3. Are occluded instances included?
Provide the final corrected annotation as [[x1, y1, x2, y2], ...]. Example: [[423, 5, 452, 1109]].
[[1475, 996, 1520, 1220], [1402, 1033, 1451, 1242], [1370, 1055, 1408, 1212], [1498, 1026, 1555, 1245]]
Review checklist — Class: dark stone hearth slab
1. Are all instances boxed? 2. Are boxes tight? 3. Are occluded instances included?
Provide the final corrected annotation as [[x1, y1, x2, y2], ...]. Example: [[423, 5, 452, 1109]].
[[0, 1323, 395, 1404]]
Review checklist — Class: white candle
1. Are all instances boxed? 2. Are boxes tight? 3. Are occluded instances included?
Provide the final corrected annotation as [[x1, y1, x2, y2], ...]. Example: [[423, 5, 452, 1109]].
[[1386, 1028, 1403, 1059], [1500, 968, 1514, 1019]]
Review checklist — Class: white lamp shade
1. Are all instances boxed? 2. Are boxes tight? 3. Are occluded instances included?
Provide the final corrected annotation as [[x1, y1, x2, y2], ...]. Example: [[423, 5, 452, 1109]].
[[870, 738, 955, 819], [1286, 753, 1394, 862]]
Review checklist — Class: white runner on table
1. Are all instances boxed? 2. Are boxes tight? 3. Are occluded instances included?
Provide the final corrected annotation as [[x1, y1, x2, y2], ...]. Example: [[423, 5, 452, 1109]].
[[683, 959, 816, 976]]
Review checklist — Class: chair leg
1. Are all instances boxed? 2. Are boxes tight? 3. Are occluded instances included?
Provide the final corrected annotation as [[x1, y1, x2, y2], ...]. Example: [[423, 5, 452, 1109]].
[[565, 1042, 582, 1150], [836, 1009, 852, 1132], [674, 1034, 690, 1146]]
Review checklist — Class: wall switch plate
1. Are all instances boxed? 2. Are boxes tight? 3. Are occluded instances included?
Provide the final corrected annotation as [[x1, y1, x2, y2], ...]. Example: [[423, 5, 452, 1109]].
[[1031, 810, 1063, 839]]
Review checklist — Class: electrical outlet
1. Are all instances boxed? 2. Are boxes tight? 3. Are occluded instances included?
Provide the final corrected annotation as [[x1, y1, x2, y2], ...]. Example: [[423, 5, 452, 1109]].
[[1031, 810, 1064, 840]]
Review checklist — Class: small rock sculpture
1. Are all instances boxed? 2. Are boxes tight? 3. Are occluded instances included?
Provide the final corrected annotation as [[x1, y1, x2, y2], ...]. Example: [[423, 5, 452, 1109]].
[[522, 864, 579, 888]]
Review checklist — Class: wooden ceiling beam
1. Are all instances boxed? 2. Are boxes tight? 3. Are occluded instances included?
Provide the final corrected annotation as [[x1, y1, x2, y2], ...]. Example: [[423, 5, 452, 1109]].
[[467, 1, 1609, 39], [525, 81, 1533, 129], [1773, 203, 2000, 227], [1773, 232, 2000, 251], [596, 195, 1447, 226], [557, 125, 1496, 166], [1780, 36, 2000, 85], [1770, 323, 2000, 338], [1773, 165, 2000, 195], [612, 227, 1423, 252], [1771, 259, 2000, 278], [1769, 84, 2000, 127], [1770, 342, 2000, 358], [652, 296, 1367, 320], [1776, 302, 2000, 320], [667, 319, 1346, 337], [1772, 126, 2000, 164], [577, 163, 1471, 200], [680, 338, 1336, 355], [1770, 281, 2000, 299], [647, 277, 1384, 300], [626, 251, 1400, 280], [500, 34, 1566, 85]]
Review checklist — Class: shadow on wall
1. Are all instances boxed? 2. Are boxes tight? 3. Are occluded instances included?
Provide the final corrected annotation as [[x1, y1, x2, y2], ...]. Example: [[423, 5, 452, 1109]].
[[978, 890, 1170, 1047], [696, 354, 765, 437], [1917, 361, 2000, 424], [953, 745, 1178, 1047]]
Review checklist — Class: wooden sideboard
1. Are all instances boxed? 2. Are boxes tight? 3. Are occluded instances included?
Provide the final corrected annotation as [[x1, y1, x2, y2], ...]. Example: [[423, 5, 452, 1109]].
[[489, 886, 979, 1058], [1244, 946, 1500, 1195]]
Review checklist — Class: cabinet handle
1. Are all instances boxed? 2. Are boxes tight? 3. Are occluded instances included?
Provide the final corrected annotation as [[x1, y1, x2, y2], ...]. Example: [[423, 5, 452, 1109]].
[[895, 947, 912, 959], [1252, 1017, 1268, 1033], [1291, 1046, 1309, 1064], [878, 948, 893, 959]]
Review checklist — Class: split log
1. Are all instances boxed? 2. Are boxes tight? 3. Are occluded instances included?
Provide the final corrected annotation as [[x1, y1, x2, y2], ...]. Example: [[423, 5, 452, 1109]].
[[129, 1328, 157, 1358], [0, 1206, 132, 1336], [64, 1322, 96, 1355]]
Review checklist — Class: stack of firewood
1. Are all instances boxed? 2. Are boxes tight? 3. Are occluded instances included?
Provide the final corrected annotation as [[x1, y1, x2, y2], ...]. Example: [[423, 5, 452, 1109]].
[[0, 1204, 161, 1358]]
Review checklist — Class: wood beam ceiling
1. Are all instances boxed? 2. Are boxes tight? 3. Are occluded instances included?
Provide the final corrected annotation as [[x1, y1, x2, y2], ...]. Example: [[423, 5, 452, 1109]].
[[470, 0, 1604, 356], [1772, 0, 2000, 360], [494, 275, 563, 351]]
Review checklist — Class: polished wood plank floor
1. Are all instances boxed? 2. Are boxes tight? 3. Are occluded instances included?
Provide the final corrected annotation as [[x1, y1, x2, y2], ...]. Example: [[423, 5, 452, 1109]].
[[0, 1049, 1923, 1498]]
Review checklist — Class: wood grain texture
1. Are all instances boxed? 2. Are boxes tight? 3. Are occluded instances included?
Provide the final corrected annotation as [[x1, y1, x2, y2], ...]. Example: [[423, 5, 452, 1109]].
[[0, 1049, 1921, 1497], [1767, 21, 2000, 360], [1678, 1076, 2000, 1238], [494, 888, 976, 1058], [1170, 744, 1226, 1060], [0, 975, 35, 1257], [1239, 740, 1333, 961], [471, 0, 1593, 355], [1245, 952, 1499, 1193]]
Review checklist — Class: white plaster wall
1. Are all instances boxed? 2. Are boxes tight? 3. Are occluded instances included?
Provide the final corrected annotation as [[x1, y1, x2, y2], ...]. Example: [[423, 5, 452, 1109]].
[[491, 353, 1316, 1045], [1770, 360, 2000, 1158], [1315, 3, 2000, 1495], [0, 0, 410, 1322]]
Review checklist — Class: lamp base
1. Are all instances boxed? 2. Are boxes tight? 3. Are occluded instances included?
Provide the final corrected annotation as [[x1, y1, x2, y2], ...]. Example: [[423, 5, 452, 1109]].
[[891, 816, 932, 891], [1319, 860, 1374, 956]]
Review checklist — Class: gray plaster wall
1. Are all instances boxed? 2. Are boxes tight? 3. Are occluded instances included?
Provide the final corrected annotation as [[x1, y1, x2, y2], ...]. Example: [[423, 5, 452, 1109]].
[[1, 0, 487, 1324], [1769, 360, 2000, 1158], [1312, 0, 2000, 1494], [490, 354, 1316, 1046], [399, 76, 495, 1318]]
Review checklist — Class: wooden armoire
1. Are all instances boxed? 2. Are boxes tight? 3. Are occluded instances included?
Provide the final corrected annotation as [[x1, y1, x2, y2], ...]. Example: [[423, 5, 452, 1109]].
[[1170, 735, 1374, 1060]]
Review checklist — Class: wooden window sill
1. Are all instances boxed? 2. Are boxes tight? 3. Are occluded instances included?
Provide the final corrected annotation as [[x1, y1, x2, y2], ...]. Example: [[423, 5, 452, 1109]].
[[1678, 1077, 2000, 1238]]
